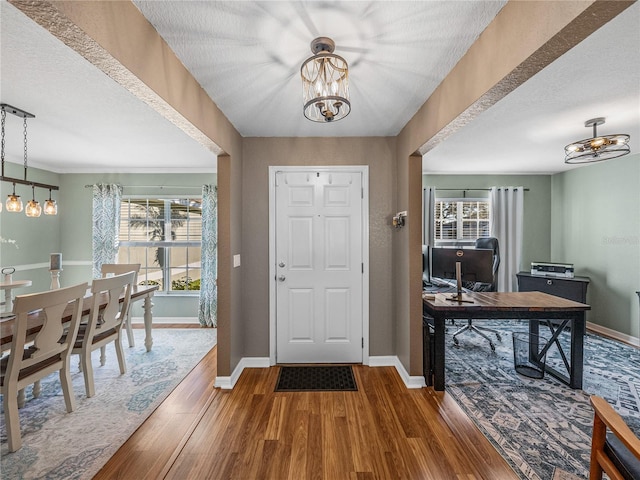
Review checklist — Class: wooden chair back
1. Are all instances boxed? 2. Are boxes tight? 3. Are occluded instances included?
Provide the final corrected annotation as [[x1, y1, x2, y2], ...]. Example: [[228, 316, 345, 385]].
[[73, 272, 135, 398], [590, 395, 640, 480], [1, 282, 88, 451], [88, 271, 135, 335], [100, 263, 140, 348], [101, 263, 140, 283]]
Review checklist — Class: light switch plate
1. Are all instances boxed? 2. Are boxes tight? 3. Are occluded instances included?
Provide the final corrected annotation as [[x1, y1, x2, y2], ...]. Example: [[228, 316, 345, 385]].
[[233, 254, 241, 268]]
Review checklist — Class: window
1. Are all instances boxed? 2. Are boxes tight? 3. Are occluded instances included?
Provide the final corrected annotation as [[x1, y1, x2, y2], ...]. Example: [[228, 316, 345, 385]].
[[118, 197, 202, 294], [434, 198, 490, 245]]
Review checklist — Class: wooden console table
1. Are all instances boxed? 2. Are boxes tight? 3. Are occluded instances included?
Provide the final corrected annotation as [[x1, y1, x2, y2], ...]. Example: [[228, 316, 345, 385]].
[[422, 291, 591, 391]]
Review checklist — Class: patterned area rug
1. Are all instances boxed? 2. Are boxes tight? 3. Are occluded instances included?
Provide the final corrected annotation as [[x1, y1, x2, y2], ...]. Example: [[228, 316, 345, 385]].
[[445, 319, 640, 480], [1, 328, 216, 479], [275, 365, 357, 391]]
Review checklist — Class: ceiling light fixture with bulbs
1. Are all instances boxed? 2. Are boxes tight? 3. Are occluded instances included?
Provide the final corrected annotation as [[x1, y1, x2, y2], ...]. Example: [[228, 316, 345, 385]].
[[301, 37, 350, 123], [1, 103, 59, 216], [564, 117, 630, 164]]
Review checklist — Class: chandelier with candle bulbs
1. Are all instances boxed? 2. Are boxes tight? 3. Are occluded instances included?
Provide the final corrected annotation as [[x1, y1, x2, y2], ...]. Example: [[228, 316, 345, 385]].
[[301, 37, 351, 123]]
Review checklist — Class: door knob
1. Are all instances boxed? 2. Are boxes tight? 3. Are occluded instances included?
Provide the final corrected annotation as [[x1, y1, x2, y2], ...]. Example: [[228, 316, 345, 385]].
[[278, 275, 286, 282]]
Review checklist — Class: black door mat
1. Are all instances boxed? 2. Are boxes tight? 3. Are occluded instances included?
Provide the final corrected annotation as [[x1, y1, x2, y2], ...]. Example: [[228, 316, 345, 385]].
[[275, 365, 357, 392]]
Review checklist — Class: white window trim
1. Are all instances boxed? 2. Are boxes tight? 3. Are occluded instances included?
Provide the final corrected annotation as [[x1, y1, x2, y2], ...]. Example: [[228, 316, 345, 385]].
[[119, 196, 203, 296], [433, 197, 491, 246]]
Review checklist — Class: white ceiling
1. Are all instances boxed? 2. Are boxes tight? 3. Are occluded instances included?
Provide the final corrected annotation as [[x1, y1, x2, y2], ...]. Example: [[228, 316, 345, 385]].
[[132, 0, 506, 138], [1, 1, 638, 176], [422, 1, 640, 175]]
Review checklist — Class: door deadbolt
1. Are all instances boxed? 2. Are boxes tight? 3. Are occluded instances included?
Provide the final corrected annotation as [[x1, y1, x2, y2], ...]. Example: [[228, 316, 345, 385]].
[[279, 261, 286, 268]]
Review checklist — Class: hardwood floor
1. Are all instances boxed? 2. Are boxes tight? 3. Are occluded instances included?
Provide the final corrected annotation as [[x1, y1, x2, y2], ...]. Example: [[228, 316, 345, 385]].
[[95, 347, 517, 479]]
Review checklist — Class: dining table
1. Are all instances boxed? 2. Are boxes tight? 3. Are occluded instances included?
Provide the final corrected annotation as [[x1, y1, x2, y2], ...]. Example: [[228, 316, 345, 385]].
[[1, 279, 33, 318], [0, 283, 159, 352]]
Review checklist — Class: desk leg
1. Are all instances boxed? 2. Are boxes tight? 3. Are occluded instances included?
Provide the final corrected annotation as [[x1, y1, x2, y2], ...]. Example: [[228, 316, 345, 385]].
[[434, 315, 446, 391], [570, 312, 586, 389], [423, 317, 432, 387], [144, 295, 154, 352]]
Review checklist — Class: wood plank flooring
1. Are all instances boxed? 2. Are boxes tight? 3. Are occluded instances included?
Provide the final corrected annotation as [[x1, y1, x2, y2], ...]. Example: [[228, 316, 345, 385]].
[[95, 347, 517, 479]]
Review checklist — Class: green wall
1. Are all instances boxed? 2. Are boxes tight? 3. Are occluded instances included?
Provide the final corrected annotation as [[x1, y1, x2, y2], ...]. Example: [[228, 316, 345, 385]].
[[422, 160, 640, 338], [0, 163, 61, 294], [1, 167, 216, 319], [551, 153, 640, 336], [422, 174, 552, 272]]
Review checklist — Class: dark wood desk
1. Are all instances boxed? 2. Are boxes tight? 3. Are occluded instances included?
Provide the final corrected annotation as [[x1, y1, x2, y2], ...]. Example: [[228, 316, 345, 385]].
[[1, 284, 158, 351], [422, 291, 591, 391]]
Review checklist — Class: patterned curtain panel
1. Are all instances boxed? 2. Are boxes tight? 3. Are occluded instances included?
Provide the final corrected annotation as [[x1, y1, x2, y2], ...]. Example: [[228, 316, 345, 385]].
[[92, 183, 123, 279], [199, 185, 218, 327]]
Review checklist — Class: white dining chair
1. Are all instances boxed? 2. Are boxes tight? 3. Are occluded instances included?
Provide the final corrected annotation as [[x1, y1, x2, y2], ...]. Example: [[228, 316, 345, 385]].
[[0, 282, 88, 452], [71, 271, 134, 398], [101, 263, 140, 348]]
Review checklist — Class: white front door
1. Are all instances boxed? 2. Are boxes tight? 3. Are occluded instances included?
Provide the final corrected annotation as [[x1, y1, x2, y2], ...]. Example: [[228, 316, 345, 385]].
[[274, 169, 364, 363]]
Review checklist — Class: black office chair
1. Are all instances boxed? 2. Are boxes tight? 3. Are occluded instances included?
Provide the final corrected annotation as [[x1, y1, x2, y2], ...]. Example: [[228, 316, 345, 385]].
[[452, 237, 502, 351]]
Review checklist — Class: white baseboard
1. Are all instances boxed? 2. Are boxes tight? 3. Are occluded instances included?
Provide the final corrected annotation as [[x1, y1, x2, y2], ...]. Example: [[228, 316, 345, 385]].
[[131, 316, 198, 325], [369, 355, 426, 389], [214, 357, 270, 390], [587, 321, 640, 348], [214, 355, 426, 390]]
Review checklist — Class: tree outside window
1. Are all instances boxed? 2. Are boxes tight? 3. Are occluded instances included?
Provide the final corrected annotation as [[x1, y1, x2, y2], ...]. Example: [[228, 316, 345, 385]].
[[118, 198, 202, 294]]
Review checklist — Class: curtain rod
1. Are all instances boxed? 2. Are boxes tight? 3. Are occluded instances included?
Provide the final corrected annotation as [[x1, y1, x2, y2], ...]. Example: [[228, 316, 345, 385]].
[[430, 187, 530, 191], [84, 184, 203, 189]]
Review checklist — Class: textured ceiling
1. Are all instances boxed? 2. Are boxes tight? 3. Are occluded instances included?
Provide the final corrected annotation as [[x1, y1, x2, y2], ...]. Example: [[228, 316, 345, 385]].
[[132, 0, 507, 137], [0, 1, 638, 175], [0, 1, 217, 173], [422, 1, 640, 175]]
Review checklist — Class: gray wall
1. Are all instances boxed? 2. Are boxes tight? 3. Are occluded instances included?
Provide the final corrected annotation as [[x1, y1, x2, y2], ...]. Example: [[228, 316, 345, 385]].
[[551, 153, 640, 336], [422, 174, 552, 272], [0, 169, 215, 318], [241, 137, 396, 358]]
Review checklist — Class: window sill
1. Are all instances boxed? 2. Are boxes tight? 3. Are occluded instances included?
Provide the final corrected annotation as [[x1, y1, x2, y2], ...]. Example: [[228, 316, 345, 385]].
[[154, 292, 200, 297]]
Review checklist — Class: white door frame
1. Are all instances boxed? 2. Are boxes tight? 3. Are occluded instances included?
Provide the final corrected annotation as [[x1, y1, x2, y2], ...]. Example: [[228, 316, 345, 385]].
[[269, 165, 369, 365]]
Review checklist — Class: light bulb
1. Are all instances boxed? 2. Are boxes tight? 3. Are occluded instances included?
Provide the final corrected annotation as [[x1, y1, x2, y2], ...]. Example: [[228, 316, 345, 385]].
[[44, 198, 58, 215], [44, 189, 58, 215], [25, 185, 41, 217], [566, 143, 581, 153], [6, 193, 23, 212], [26, 199, 42, 217]]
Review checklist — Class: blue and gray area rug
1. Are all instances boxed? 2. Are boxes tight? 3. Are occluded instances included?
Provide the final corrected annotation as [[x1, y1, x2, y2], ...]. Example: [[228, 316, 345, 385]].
[[1, 328, 216, 480], [445, 320, 640, 480]]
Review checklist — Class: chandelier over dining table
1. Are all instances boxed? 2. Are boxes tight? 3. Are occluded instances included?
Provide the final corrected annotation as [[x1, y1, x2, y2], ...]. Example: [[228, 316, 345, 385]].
[[1, 103, 59, 216]]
